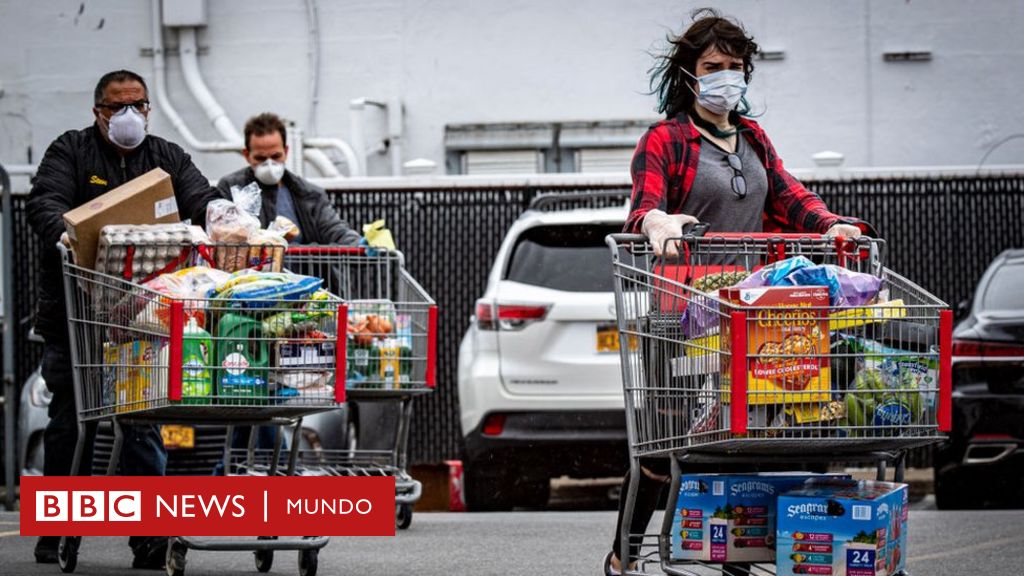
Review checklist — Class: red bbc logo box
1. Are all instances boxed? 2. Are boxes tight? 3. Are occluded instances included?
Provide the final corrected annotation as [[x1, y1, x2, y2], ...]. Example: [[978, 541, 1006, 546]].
[[21, 476, 396, 536]]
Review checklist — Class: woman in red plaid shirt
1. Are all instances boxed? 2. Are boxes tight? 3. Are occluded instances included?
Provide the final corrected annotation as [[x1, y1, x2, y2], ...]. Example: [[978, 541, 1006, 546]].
[[606, 9, 867, 575]]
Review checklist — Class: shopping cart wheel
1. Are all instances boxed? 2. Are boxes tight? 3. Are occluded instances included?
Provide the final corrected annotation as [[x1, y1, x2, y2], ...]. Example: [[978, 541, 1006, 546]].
[[298, 549, 318, 576], [166, 540, 187, 576], [396, 503, 413, 530], [255, 550, 274, 572], [58, 536, 79, 573]]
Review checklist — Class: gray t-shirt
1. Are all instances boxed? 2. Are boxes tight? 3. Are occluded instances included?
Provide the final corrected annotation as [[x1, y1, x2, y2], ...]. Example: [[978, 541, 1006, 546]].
[[275, 183, 304, 244], [682, 134, 769, 234]]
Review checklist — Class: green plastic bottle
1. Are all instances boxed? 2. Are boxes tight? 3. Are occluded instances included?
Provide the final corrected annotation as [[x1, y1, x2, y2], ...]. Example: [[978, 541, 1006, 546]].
[[215, 313, 269, 405], [181, 317, 213, 404]]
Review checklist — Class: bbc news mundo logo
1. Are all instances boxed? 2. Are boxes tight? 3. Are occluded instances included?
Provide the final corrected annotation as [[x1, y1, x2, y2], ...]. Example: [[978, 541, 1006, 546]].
[[36, 491, 142, 522]]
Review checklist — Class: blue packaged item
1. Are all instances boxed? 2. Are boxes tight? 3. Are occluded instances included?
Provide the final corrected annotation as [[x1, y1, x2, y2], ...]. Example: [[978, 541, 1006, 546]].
[[777, 478, 908, 576], [733, 256, 816, 290], [671, 473, 849, 563], [788, 266, 882, 307]]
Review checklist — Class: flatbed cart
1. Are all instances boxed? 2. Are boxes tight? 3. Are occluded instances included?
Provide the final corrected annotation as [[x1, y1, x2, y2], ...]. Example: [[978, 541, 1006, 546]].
[[606, 232, 953, 576], [56, 242, 358, 576]]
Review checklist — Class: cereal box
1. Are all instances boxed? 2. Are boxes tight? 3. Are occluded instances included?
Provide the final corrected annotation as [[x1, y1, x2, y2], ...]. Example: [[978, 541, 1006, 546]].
[[671, 473, 849, 562], [720, 286, 831, 405], [777, 479, 908, 576]]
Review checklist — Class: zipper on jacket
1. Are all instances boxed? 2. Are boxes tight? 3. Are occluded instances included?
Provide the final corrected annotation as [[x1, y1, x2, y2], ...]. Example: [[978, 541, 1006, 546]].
[[120, 156, 127, 182]]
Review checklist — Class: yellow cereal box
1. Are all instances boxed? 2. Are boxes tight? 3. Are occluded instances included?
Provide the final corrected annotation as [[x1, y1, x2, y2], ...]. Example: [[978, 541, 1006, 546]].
[[720, 286, 831, 405]]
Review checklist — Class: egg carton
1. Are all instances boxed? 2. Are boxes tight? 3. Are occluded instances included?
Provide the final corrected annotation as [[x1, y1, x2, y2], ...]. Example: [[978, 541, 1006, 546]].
[[94, 223, 210, 283]]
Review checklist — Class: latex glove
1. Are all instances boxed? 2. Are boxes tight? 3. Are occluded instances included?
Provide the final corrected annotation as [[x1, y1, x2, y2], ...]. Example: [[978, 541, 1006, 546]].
[[641, 209, 698, 258], [59, 232, 78, 264], [825, 223, 863, 239]]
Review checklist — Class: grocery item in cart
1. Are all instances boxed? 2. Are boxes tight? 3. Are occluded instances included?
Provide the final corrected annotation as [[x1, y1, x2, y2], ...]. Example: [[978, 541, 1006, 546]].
[[777, 478, 908, 576], [106, 340, 164, 413], [212, 269, 322, 308], [215, 313, 270, 403], [671, 472, 850, 563], [94, 223, 209, 282], [734, 256, 882, 307], [63, 168, 180, 269], [131, 266, 231, 332], [181, 317, 214, 403], [205, 198, 296, 271], [720, 286, 831, 405]]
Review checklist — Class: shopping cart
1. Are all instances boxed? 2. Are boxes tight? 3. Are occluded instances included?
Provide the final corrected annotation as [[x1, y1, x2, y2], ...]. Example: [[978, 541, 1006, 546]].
[[227, 246, 436, 531], [606, 232, 952, 576], [56, 242, 434, 575]]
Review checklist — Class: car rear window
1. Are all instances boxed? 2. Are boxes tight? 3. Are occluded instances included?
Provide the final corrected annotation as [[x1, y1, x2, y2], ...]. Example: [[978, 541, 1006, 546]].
[[983, 261, 1024, 310], [504, 224, 620, 292]]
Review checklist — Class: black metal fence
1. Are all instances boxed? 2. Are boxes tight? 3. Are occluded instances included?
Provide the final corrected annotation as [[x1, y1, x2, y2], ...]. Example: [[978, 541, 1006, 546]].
[[4, 174, 1024, 468]]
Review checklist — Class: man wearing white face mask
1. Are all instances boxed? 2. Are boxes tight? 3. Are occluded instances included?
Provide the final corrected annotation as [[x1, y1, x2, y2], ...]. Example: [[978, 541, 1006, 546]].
[[26, 69, 220, 569], [216, 112, 360, 246]]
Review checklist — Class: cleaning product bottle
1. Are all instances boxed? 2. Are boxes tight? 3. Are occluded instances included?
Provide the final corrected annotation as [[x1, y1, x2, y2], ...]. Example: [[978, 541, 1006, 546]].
[[215, 313, 269, 405], [181, 317, 213, 404]]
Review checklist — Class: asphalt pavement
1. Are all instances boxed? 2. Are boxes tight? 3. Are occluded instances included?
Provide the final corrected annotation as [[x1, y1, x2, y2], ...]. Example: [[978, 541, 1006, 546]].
[[1, 497, 1023, 576]]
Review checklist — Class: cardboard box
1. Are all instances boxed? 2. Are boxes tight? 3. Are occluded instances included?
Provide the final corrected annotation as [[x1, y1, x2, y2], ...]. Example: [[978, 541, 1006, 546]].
[[63, 168, 180, 269], [720, 286, 831, 405], [671, 473, 850, 563], [777, 478, 908, 576]]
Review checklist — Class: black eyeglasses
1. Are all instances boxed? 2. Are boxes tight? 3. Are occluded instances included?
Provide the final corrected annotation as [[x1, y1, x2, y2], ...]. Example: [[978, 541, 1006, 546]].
[[96, 100, 150, 114], [727, 153, 747, 198]]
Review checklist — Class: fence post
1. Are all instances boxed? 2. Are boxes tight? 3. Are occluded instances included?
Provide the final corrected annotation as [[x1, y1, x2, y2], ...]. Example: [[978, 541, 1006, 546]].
[[1, 162, 15, 511]]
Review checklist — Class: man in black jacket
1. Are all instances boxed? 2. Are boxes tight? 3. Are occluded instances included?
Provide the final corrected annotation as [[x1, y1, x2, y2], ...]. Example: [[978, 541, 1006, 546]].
[[216, 112, 360, 246], [26, 69, 221, 568]]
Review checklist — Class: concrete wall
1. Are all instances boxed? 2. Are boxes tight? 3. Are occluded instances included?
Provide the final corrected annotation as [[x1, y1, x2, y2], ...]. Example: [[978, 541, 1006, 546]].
[[1, 0, 1022, 182]]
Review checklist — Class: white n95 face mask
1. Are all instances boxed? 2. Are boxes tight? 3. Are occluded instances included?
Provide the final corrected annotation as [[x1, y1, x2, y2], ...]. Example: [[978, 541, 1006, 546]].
[[254, 160, 285, 185], [684, 68, 748, 115], [106, 106, 148, 150]]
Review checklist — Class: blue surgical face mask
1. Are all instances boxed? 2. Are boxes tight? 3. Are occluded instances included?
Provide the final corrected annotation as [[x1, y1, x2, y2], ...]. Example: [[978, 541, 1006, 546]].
[[683, 68, 748, 115]]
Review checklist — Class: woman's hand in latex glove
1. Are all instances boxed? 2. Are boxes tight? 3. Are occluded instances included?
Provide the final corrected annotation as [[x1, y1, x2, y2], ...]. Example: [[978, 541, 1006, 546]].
[[641, 209, 699, 258], [825, 223, 863, 239]]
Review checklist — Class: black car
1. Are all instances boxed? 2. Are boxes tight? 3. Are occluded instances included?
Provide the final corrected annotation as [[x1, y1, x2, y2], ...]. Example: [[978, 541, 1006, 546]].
[[934, 249, 1024, 509]]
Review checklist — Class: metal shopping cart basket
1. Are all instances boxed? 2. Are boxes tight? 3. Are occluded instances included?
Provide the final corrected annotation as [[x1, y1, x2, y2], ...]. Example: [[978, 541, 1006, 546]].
[[606, 231, 953, 576], [57, 241, 434, 575], [227, 246, 437, 531]]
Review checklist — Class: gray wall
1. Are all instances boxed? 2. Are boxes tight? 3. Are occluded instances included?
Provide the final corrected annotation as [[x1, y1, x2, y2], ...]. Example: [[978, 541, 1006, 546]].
[[1, 0, 1023, 182]]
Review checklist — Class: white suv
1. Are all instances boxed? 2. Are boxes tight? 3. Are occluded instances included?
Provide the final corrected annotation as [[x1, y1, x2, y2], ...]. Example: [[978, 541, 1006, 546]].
[[457, 198, 629, 510]]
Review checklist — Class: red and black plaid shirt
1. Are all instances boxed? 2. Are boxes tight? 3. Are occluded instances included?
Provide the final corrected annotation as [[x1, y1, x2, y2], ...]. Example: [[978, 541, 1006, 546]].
[[624, 115, 858, 234]]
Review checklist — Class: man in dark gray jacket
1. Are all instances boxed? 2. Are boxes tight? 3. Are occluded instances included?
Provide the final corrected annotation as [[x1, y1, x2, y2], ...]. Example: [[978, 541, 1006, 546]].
[[26, 69, 220, 568], [216, 112, 360, 246]]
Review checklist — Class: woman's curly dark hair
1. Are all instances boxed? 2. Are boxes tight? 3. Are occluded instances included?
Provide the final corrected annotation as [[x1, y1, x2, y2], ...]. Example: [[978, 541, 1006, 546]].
[[650, 8, 760, 118]]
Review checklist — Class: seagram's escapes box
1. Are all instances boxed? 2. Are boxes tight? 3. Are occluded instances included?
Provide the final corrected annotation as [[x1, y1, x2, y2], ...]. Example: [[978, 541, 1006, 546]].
[[777, 478, 908, 576], [671, 473, 849, 563]]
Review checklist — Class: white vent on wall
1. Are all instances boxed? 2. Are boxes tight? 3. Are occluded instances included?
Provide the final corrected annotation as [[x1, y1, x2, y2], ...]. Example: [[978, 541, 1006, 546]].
[[576, 148, 634, 173], [463, 150, 541, 175]]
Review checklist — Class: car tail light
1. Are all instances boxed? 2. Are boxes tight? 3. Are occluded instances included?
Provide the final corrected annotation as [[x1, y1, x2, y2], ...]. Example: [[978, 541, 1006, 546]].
[[475, 301, 550, 331], [952, 339, 1024, 359], [482, 413, 506, 436]]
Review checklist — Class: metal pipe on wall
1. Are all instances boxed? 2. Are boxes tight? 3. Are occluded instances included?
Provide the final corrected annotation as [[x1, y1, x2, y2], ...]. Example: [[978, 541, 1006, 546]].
[[303, 149, 342, 179], [177, 27, 244, 145], [149, 0, 240, 152], [304, 137, 361, 177]]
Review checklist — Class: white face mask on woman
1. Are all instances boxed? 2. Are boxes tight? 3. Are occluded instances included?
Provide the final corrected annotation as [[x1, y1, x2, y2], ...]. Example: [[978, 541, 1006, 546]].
[[683, 68, 748, 115], [254, 159, 285, 185], [105, 105, 148, 149]]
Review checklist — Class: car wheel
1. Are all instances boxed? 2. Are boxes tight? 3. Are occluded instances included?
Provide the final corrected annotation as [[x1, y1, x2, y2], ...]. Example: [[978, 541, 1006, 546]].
[[463, 464, 516, 511]]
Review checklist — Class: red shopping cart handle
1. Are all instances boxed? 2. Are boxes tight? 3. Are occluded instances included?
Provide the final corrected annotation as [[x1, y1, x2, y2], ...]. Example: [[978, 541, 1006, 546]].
[[285, 246, 368, 255], [702, 232, 826, 241]]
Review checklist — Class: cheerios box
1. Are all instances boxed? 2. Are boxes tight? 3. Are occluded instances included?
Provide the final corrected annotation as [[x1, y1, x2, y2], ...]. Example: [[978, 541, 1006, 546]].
[[776, 478, 908, 576], [719, 286, 831, 405], [671, 473, 849, 563]]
